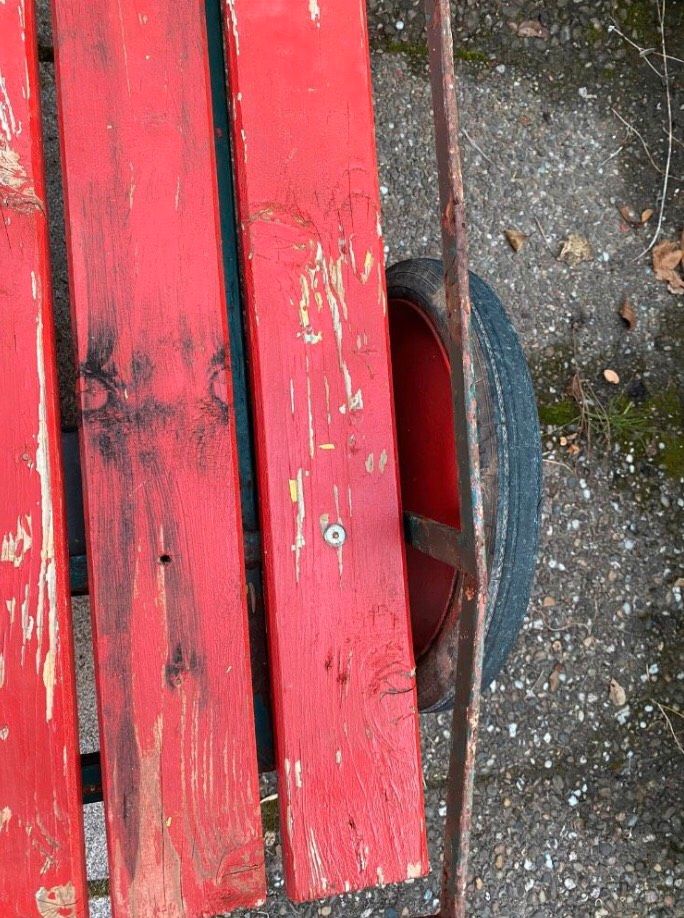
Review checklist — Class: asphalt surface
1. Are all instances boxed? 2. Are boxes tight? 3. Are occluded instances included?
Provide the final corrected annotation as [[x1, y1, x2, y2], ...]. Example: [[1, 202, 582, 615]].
[[34, 0, 683, 915]]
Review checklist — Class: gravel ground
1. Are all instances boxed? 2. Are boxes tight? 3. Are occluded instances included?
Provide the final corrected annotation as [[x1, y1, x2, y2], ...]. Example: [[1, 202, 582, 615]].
[[34, 0, 683, 915]]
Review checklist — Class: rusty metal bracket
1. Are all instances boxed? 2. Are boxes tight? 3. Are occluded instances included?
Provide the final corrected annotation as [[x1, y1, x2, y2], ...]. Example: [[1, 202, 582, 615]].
[[417, 2, 490, 916], [403, 511, 473, 574]]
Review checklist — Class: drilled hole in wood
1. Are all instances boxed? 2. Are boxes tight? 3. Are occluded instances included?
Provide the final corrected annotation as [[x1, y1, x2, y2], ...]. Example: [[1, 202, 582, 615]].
[[159, 554, 172, 565]]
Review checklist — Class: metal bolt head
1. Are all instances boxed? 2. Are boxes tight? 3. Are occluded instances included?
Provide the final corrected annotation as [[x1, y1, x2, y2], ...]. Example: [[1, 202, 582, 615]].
[[323, 523, 346, 547]]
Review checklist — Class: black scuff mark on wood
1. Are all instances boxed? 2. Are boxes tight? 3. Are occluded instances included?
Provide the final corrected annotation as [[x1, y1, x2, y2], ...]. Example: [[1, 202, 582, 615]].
[[165, 642, 200, 689], [137, 449, 208, 704], [76, 210, 143, 884], [130, 350, 154, 384]]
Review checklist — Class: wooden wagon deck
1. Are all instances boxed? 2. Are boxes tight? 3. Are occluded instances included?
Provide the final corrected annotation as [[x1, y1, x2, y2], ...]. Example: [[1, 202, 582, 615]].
[[0, 2, 487, 916]]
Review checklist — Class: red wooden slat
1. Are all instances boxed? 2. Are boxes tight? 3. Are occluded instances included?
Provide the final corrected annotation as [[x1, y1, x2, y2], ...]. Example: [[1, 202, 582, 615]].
[[51, 2, 265, 914], [0, 3, 88, 916], [223, 2, 429, 901]]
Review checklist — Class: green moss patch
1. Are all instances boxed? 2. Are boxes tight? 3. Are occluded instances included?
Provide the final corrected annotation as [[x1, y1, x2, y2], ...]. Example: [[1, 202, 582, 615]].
[[539, 385, 683, 480]]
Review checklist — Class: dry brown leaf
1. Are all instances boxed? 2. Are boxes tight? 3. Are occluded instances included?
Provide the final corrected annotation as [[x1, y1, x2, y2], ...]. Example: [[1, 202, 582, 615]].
[[549, 663, 562, 693], [653, 240, 683, 273], [505, 228, 528, 252], [603, 369, 620, 385], [567, 371, 583, 404], [543, 596, 556, 608], [609, 678, 627, 707], [513, 19, 550, 39], [558, 233, 592, 266], [618, 205, 653, 228], [652, 240, 684, 296], [618, 299, 636, 330], [618, 204, 640, 227]]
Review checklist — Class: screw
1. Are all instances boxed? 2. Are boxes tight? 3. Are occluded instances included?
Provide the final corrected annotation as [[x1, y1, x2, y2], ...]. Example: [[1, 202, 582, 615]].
[[323, 523, 346, 548]]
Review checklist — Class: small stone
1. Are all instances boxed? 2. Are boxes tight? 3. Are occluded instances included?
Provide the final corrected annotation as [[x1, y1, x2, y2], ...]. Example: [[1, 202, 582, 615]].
[[609, 678, 627, 707], [616, 706, 631, 725]]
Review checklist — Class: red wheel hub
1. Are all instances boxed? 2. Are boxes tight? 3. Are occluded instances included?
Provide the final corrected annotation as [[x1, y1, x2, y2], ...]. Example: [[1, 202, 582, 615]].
[[389, 298, 461, 658]]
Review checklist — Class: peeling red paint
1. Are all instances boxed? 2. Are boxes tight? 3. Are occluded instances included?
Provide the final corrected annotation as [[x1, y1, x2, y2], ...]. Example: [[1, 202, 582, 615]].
[[0, 3, 87, 914], [50, 1, 265, 913], [222, 0, 429, 903]]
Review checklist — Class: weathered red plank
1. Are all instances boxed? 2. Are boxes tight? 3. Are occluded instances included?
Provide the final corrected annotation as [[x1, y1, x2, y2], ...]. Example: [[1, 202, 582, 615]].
[[223, 2, 429, 901], [0, 3, 88, 916], [51, 2, 265, 914]]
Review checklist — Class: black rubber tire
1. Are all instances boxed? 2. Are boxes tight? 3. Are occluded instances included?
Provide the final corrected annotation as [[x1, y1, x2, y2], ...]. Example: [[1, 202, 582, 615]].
[[387, 258, 542, 711]]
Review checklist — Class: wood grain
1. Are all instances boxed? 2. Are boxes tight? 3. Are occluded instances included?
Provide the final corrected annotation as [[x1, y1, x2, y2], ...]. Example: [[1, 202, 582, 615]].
[[51, 1, 265, 914], [222, 1, 429, 901], [0, 2, 88, 915]]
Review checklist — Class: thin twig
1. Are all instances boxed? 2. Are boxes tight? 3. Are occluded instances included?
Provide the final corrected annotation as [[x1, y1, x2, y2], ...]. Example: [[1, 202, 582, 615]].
[[534, 215, 554, 252], [599, 134, 631, 168], [611, 109, 665, 175], [639, 0, 673, 257], [608, 20, 684, 68], [607, 21, 664, 78], [610, 109, 684, 182], [666, 127, 684, 149], [569, 332, 596, 453], [539, 612, 591, 634], [656, 702, 684, 754], [542, 457, 576, 474], [462, 126, 500, 170]]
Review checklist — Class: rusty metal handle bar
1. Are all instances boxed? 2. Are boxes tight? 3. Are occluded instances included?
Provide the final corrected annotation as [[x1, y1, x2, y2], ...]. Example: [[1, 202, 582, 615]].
[[410, 3, 490, 916]]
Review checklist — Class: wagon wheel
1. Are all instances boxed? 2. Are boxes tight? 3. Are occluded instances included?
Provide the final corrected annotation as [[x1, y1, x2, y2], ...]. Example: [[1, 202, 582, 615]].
[[387, 258, 542, 712]]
